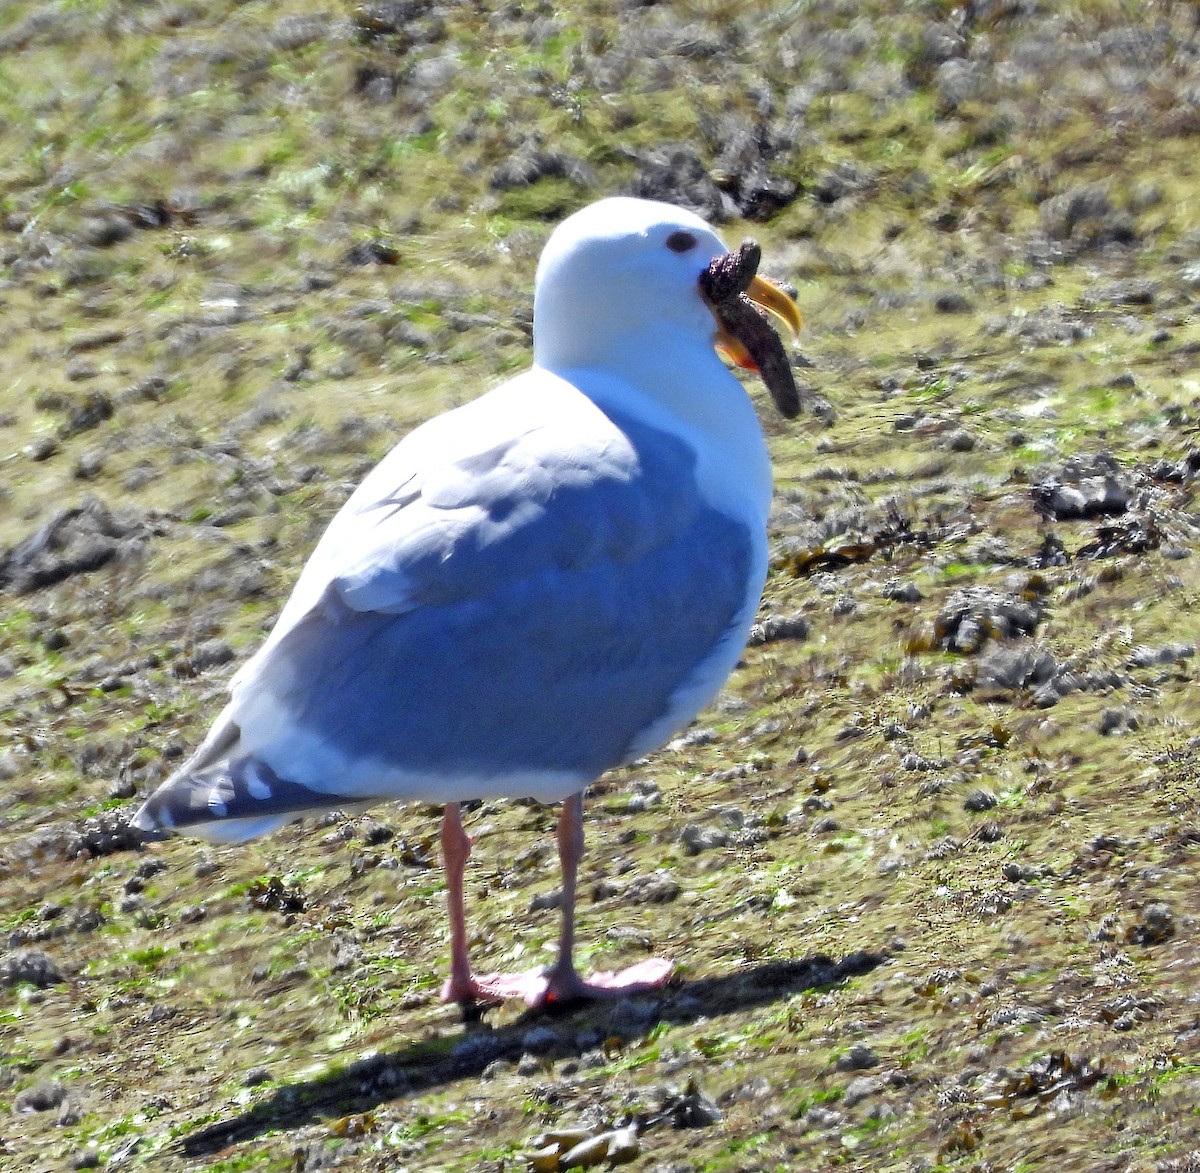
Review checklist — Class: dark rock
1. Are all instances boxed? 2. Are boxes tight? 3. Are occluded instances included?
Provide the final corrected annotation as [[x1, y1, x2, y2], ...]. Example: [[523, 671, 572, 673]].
[[410, 53, 459, 93], [73, 449, 106, 480], [490, 139, 597, 192], [1076, 512, 1162, 558], [65, 329, 125, 355], [1097, 992, 1162, 1029], [935, 57, 988, 109], [26, 436, 59, 461], [246, 876, 306, 914], [622, 873, 681, 904], [942, 427, 977, 452], [974, 642, 1060, 690], [747, 611, 809, 645], [65, 358, 99, 382], [1040, 183, 1112, 240], [0, 948, 63, 988], [660, 1079, 723, 1128], [934, 290, 973, 314], [843, 1075, 883, 1107], [706, 115, 800, 220], [724, 1075, 773, 1104], [812, 161, 876, 206], [1099, 707, 1139, 736], [520, 1025, 560, 1055], [81, 217, 134, 248], [1089, 833, 1136, 855], [271, 13, 332, 50], [353, 66, 396, 104], [360, 820, 395, 845], [1088, 279, 1156, 307], [191, 639, 235, 672], [0, 497, 154, 594], [1038, 183, 1135, 251], [344, 239, 400, 266], [1128, 643, 1194, 668], [67, 812, 146, 859], [1126, 902, 1174, 946], [628, 144, 736, 223], [126, 375, 168, 402], [881, 579, 923, 603], [353, 0, 434, 40], [831, 594, 856, 617], [1147, 452, 1200, 483], [963, 789, 998, 813], [331, 937, 364, 971], [59, 391, 114, 438], [835, 1043, 880, 1071], [1002, 862, 1038, 882], [528, 889, 562, 913], [935, 586, 1042, 652], [68, 907, 104, 934], [14, 1080, 68, 1113], [1005, 304, 1094, 346], [678, 823, 730, 855], [1031, 476, 1130, 520], [133, 857, 167, 881], [906, 20, 966, 86], [985, 1052, 1105, 1105]]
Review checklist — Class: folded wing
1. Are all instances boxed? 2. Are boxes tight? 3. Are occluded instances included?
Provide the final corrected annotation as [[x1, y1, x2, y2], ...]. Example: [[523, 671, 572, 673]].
[[135, 374, 757, 840]]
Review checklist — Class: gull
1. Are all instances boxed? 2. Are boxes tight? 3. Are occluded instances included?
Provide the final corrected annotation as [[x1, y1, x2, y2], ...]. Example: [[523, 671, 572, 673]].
[[134, 196, 802, 1007]]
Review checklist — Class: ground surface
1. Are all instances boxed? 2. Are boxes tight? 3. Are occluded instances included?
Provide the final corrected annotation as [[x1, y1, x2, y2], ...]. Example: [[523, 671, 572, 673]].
[[1, 1, 1199, 1170]]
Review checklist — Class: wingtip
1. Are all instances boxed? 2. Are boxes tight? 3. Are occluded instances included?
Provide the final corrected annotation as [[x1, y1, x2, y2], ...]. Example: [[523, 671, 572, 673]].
[[131, 821, 175, 845], [130, 756, 335, 844], [130, 795, 176, 836]]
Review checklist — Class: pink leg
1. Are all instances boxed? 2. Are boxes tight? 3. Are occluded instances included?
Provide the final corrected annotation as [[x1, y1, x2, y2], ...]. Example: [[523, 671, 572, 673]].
[[439, 794, 673, 1007], [537, 791, 674, 1005], [438, 801, 560, 1005], [439, 802, 477, 1004]]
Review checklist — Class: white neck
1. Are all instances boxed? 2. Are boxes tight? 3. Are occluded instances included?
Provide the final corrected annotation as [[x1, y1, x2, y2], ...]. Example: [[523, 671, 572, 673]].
[[539, 329, 773, 527]]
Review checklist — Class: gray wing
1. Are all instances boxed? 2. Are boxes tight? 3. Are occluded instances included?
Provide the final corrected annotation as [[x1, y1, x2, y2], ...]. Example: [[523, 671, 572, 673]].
[[135, 386, 756, 839]]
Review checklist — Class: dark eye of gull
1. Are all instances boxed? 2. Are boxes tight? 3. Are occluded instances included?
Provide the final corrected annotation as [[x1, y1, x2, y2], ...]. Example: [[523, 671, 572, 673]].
[[665, 230, 698, 253]]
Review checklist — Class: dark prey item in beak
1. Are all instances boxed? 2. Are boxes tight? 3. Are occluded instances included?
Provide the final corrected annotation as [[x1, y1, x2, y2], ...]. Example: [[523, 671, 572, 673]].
[[699, 241, 802, 419]]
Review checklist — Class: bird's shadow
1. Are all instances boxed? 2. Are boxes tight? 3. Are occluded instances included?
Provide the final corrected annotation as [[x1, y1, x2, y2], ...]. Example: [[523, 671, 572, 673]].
[[180, 949, 885, 1156]]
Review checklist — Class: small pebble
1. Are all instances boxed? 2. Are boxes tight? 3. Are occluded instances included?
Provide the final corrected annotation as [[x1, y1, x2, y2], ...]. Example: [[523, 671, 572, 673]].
[[515, 1052, 542, 1076], [835, 1043, 880, 1072], [843, 1075, 883, 1106], [14, 1080, 67, 1113], [963, 789, 998, 813]]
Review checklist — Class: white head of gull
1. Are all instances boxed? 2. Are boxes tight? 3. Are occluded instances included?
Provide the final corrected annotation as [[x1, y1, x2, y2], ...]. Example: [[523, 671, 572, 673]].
[[134, 196, 802, 1008]]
